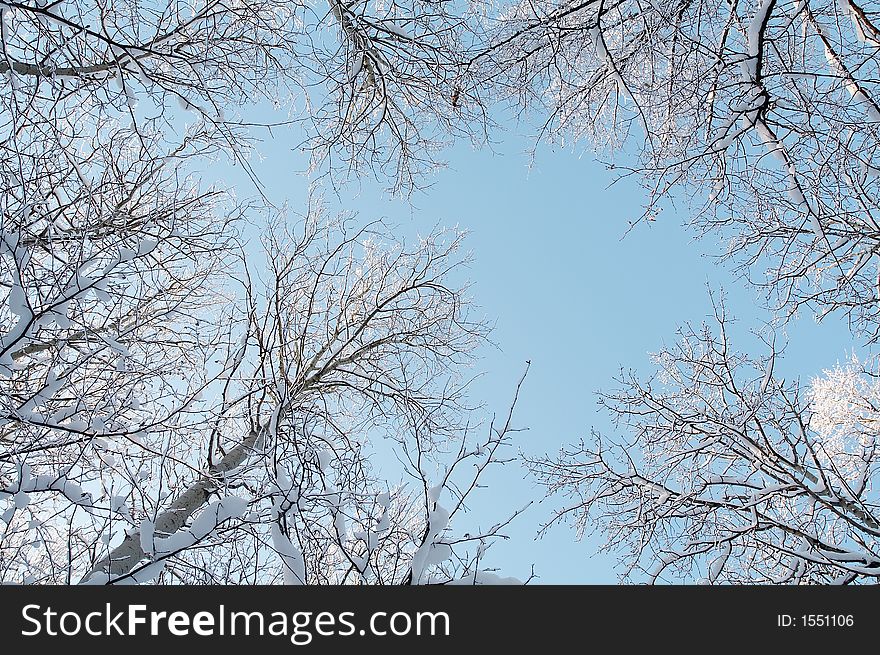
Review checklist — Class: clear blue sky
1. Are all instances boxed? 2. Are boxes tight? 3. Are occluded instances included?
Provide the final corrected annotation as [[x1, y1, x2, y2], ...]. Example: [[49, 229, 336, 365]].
[[214, 117, 869, 583]]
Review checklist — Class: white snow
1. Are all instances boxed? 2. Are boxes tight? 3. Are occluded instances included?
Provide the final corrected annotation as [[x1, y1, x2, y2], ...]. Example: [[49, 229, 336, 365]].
[[14, 491, 30, 509], [137, 237, 158, 256], [153, 496, 247, 556], [140, 519, 155, 555], [761, 360, 774, 393], [270, 523, 306, 584], [110, 495, 127, 514], [709, 541, 732, 582], [334, 510, 347, 538], [376, 509, 390, 533], [409, 503, 451, 584], [809, 214, 824, 239], [747, 0, 775, 76], [118, 245, 137, 262], [381, 22, 413, 40], [7, 281, 27, 317], [588, 26, 633, 103], [447, 571, 522, 585], [0, 469, 93, 508], [116, 559, 166, 585]]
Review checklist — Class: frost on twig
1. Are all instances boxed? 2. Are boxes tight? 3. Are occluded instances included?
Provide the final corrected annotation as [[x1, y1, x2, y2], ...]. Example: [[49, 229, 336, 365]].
[[528, 305, 880, 584], [482, 0, 880, 338]]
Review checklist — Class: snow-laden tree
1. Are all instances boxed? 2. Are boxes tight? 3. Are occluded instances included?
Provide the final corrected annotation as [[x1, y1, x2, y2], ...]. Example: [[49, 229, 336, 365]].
[[483, 0, 880, 337], [0, 0, 488, 195], [528, 302, 880, 584], [0, 1, 525, 585], [480, 1, 880, 582], [2, 204, 527, 584]]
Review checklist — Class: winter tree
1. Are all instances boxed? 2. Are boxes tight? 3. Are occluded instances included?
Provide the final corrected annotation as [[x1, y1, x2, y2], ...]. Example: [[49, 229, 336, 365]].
[[481, 0, 880, 581], [483, 0, 880, 334], [527, 301, 880, 583], [0, 1, 524, 585]]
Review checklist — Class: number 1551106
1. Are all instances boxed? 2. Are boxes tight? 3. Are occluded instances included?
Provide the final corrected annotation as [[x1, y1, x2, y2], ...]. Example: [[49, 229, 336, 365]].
[[777, 614, 854, 628]]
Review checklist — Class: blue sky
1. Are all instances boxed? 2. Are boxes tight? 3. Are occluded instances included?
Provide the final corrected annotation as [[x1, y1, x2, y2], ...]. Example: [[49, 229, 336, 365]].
[[219, 118, 868, 583]]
